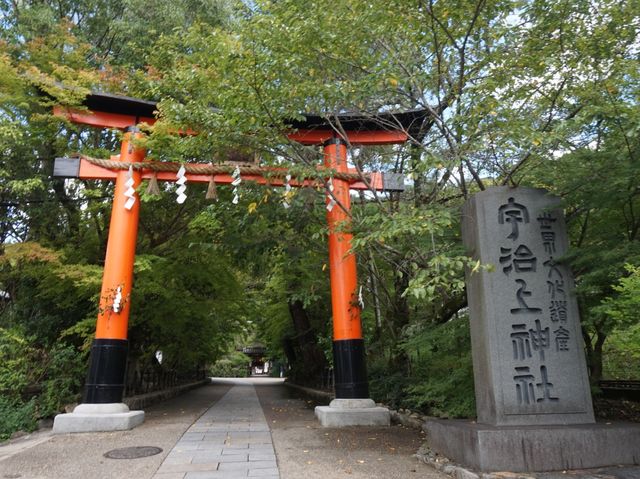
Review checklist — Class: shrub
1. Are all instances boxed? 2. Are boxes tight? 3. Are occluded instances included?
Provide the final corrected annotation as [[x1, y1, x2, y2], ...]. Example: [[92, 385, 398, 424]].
[[400, 316, 476, 418], [37, 345, 86, 418], [368, 315, 476, 418], [0, 397, 37, 441], [0, 328, 86, 439], [209, 352, 249, 377]]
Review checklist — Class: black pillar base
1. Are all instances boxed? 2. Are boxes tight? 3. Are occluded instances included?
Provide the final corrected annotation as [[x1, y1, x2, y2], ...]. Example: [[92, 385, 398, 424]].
[[83, 338, 128, 403], [333, 339, 369, 398]]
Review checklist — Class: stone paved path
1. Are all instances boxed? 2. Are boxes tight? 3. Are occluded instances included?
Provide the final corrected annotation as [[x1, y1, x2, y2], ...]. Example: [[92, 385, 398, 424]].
[[154, 380, 279, 479]]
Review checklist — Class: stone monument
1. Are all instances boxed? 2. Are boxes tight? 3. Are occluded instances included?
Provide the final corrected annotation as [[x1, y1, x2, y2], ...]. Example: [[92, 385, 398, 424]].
[[464, 187, 593, 426], [424, 187, 640, 472]]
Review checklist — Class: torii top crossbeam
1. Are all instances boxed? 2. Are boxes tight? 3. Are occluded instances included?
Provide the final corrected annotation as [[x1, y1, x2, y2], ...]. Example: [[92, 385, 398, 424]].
[[54, 91, 425, 145]]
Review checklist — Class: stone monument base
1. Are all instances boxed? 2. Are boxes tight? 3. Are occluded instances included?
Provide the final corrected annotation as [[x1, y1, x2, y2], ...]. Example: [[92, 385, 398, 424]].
[[424, 418, 640, 472], [53, 403, 144, 434], [315, 399, 390, 427]]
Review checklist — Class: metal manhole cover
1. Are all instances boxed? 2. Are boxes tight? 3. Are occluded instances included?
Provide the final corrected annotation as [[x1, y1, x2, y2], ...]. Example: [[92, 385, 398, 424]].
[[104, 446, 163, 459]]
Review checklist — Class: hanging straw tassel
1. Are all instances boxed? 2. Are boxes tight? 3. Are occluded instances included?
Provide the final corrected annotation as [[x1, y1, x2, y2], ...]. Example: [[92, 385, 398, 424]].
[[205, 176, 218, 201], [145, 171, 161, 196]]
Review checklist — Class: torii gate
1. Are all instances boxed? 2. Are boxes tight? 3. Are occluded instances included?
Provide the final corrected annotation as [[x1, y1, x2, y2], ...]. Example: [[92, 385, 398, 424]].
[[51, 92, 420, 433]]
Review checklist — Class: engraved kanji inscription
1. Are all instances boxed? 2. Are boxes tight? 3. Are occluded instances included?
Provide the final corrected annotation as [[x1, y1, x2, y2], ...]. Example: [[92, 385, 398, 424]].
[[511, 324, 532, 360], [513, 365, 561, 405], [554, 326, 570, 351], [511, 279, 542, 314], [498, 197, 530, 240], [514, 366, 536, 405], [536, 365, 559, 402], [537, 212, 557, 230], [547, 279, 566, 299], [500, 245, 537, 275], [545, 258, 564, 280], [549, 300, 568, 322], [541, 231, 556, 254], [529, 318, 550, 361]]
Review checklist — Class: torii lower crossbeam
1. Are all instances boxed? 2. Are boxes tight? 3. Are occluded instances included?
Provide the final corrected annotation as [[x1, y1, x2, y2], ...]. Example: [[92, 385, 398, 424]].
[[53, 156, 405, 192]]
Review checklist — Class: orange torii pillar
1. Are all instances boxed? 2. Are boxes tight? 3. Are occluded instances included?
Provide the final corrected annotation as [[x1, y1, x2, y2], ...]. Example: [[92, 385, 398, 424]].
[[324, 138, 367, 398], [86, 127, 144, 403], [314, 137, 390, 426], [53, 127, 145, 433]]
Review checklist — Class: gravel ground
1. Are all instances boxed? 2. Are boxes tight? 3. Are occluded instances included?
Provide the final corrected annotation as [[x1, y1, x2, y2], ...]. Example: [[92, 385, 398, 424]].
[[253, 378, 447, 479], [0, 382, 231, 479]]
